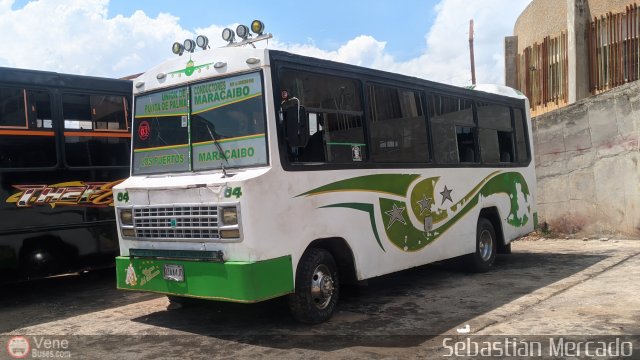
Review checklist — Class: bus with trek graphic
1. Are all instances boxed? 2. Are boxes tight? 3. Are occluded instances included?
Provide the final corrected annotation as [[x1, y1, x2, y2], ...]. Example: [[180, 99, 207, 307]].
[[114, 21, 536, 323], [0, 67, 132, 281]]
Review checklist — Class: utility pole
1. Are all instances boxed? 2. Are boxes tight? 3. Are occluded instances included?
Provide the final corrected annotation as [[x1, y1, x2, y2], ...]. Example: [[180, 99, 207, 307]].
[[469, 19, 476, 85]]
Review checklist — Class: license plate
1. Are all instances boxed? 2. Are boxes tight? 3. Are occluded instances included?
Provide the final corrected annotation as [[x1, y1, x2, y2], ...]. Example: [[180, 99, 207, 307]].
[[163, 264, 184, 282]]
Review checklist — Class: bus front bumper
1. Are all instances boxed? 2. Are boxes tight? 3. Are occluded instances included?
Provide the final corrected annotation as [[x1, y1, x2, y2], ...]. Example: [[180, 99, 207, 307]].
[[115, 255, 294, 303]]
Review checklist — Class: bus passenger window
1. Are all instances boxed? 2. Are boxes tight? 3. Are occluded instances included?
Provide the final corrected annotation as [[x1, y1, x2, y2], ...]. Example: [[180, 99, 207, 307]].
[[63, 94, 130, 167], [280, 69, 366, 164], [367, 84, 429, 163], [428, 94, 474, 164], [456, 126, 476, 163], [513, 108, 529, 162], [0, 87, 27, 128], [477, 102, 514, 164], [0, 87, 56, 168]]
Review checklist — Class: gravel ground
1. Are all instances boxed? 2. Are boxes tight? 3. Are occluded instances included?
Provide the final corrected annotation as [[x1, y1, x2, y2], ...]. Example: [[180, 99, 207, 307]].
[[1, 237, 639, 359]]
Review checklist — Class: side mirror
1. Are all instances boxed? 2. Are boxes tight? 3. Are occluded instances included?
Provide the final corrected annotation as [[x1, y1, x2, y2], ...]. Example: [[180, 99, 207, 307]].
[[284, 105, 309, 147]]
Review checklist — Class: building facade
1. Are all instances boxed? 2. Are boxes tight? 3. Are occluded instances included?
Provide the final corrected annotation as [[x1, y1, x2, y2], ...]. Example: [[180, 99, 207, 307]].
[[506, 0, 640, 115]]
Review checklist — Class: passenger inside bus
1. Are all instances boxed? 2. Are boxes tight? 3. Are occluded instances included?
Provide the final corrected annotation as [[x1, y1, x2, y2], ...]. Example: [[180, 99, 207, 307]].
[[299, 113, 325, 162]]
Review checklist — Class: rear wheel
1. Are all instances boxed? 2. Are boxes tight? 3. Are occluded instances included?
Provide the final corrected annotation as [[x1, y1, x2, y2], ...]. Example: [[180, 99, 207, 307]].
[[20, 247, 60, 278], [288, 248, 339, 324], [465, 217, 497, 273]]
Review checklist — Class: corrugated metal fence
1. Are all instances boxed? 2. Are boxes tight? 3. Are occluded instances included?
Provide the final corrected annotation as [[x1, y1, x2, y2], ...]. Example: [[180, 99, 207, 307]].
[[517, 33, 568, 115], [589, 4, 640, 93]]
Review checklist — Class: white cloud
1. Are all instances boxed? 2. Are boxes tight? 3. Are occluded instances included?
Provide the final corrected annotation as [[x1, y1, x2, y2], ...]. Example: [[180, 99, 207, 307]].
[[0, 0, 192, 77], [271, 0, 531, 85], [0, 0, 531, 85]]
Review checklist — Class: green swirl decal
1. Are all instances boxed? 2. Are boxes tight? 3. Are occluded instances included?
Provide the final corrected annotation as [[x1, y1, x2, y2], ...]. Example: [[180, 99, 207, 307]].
[[299, 171, 531, 252]]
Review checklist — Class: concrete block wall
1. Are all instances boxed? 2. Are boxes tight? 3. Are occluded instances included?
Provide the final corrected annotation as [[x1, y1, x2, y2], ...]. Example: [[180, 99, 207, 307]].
[[534, 81, 640, 238]]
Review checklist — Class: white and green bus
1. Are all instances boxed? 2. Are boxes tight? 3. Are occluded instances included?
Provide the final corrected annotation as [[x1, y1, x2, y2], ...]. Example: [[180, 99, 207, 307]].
[[115, 22, 536, 323]]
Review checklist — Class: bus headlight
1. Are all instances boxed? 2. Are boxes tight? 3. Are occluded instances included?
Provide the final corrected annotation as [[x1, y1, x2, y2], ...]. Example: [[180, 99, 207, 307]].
[[120, 209, 133, 225], [222, 207, 238, 225]]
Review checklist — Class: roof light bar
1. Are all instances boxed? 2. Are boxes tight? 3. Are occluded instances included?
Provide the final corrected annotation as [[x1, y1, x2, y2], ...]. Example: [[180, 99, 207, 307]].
[[196, 35, 209, 49], [221, 20, 272, 48], [183, 39, 196, 53], [222, 28, 235, 43], [236, 25, 250, 40], [171, 42, 184, 56], [251, 20, 265, 35]]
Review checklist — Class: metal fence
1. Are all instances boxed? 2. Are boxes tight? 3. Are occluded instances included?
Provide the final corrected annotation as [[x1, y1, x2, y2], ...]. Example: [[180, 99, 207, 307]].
[[589, 4, 640, 93], [517, 33, 568, 115]]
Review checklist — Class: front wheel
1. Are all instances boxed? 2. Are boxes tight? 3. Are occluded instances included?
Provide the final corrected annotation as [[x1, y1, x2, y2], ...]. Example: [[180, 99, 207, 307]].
[[465, 217, 497, 273], [288, 248, 339, 324]]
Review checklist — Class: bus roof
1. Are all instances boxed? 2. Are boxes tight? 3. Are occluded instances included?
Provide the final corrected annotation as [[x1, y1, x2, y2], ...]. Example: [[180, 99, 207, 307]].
[[133, 47, 525, 107], [0, 66, 132, 92]]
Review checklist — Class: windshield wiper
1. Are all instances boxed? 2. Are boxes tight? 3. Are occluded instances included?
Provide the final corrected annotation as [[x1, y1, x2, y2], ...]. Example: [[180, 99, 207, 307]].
[[205, 123, 230, 178]]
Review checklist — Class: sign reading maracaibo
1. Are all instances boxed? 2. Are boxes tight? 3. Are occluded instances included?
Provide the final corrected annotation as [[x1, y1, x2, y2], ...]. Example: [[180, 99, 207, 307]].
[[191, 72, 262, 114]]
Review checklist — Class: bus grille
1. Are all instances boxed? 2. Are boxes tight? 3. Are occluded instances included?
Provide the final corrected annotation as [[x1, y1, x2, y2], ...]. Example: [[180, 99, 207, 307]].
[[133, 205, 219, 240]]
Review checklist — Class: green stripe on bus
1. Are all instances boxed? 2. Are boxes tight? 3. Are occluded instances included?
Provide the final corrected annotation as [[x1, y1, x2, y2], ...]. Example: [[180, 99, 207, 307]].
[[192, 133, 265, 147], [135, 112, 188, 118], [116, 255, 294, 303], [134, 144, 189, 153], [298, 174, 420, 197]]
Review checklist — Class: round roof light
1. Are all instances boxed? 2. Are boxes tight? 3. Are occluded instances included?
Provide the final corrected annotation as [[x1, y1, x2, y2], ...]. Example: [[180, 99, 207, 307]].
[[171, 42, 184, 56], [222, 28, 235, 43], [251, 20, 265, 35], [196, 35, 209, 49], [236, 24, 250, 40], [183, 39, 196, 53]]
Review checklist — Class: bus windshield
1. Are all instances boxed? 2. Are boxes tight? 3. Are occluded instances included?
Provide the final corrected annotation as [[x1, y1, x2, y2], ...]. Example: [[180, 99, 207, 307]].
[[132, 71, 267, 175]]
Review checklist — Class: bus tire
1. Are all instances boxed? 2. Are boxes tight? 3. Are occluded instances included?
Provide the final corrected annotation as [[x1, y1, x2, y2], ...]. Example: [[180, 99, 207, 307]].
[[288, 248, 339, 324], [498, 242, 512, 254], [466, 217, 497, 273], [20, 247, 59, 278], [167, 295, 199, 309]]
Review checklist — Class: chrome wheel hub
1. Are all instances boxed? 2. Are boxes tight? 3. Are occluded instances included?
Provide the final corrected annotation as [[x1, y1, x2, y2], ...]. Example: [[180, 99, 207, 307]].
[[479, 229, 493, 261], [310, 264, 334, 310]]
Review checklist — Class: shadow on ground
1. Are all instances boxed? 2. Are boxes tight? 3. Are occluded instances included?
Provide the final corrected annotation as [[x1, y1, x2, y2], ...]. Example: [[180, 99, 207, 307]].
[[0, 268, 160, 332], [126, 250, 606, 351]]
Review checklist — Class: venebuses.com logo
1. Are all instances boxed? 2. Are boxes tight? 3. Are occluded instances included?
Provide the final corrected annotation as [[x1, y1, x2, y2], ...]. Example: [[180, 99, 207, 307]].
[[6, 336, 30, 359], [5, 336, 71, 359]]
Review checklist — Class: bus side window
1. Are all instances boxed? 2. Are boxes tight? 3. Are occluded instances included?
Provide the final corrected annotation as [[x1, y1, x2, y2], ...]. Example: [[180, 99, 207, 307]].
[[367, 84, 429, 163], [477, 102, 514, 164], [63, 94, 130, 167], [0, 87, 56, 168], [0, 87, 27, 128], [280, 69, 366, 164], [428, 94, 474, 164], [513, 108, 529, 163]]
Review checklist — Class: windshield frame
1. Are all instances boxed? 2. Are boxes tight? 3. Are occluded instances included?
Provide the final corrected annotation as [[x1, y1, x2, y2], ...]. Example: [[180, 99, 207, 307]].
[[131, 70, 269, 176]]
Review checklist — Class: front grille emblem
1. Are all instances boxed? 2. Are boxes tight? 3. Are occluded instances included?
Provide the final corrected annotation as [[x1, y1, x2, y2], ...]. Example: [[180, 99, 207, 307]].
[[170, 219, 177, 228]]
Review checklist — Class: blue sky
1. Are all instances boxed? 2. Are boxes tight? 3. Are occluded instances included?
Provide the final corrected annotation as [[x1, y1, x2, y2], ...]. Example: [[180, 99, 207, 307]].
[[106, 0, 436, 61], [1, 0, 531, 85]]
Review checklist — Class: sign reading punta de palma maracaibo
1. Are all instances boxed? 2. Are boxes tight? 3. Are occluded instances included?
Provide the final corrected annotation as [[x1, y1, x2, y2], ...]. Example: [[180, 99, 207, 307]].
[[132, 72, 266, 174], [135, 87, 189, 118]]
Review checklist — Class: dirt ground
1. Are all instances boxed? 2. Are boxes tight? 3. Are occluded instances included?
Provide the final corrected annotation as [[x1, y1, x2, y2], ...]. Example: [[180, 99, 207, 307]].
[[1, 237, 639, 359]]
